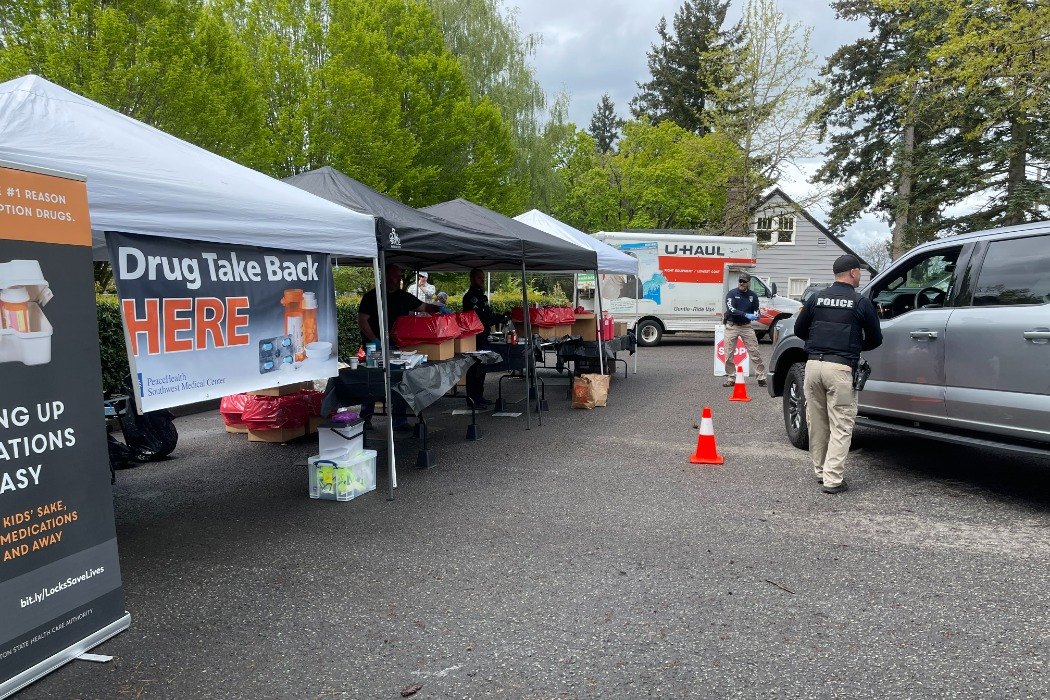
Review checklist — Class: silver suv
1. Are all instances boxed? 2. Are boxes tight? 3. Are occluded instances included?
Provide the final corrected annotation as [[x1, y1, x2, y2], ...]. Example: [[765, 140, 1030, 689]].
[[767, 223, 1050, 456]]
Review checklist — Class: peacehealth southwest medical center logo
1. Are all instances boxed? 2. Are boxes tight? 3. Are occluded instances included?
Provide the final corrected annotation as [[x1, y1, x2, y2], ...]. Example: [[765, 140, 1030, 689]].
[[136, 372, 229, 398]]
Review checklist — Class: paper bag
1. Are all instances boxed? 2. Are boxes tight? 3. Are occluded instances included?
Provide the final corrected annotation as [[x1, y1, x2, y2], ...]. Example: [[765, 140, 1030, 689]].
[[571, 373, 610, 409]]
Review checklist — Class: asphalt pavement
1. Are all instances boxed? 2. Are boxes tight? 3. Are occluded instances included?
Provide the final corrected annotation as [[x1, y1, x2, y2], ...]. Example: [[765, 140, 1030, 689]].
[[17, 338, 1050, 699]]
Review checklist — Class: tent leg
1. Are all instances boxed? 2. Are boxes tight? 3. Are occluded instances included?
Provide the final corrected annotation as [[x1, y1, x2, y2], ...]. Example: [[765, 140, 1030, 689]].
[[374, 252, 397, 500], [521, 263, 534, 430], [595, 268, 606, 376]]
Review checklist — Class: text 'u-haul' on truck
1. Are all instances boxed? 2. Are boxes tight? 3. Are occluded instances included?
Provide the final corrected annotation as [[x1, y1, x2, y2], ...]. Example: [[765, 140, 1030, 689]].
[[591, 231, 802, 347]]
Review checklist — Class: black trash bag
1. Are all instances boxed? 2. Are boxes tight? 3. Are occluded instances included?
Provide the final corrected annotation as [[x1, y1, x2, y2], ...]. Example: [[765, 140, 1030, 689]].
[[107, 433, 137, 470], [118, 377, 178, 462]]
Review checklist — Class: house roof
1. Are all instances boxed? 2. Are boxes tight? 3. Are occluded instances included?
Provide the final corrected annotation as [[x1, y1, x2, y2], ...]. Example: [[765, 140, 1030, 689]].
[[755, 188, 877, 274]]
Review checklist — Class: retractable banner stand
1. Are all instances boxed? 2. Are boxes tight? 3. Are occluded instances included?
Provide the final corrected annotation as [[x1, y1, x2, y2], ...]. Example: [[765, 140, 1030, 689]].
[[106, 232, 339, 413], [0, 162, 129, 699]]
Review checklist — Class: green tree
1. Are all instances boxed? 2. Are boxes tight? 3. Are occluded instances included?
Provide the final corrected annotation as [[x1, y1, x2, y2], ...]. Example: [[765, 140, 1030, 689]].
[[630, 0, 741, 135], [427, 0, 557, 213], [810, 0, 948, 256], [873, 0, 1050, 233], [588, 93, 625, 154], [0, 0, 270, 169], [708, 0, 819, 236], [554, 120, 740, 232]]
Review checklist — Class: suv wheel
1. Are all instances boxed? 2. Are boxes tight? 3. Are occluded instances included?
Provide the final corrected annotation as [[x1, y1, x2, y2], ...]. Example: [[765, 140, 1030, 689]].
[[636, 320, 662, 347], [783, 362, 809, 450]]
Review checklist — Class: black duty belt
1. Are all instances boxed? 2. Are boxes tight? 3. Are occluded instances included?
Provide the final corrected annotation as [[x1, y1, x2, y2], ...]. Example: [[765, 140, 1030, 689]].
[[808, 353, 853, 367]]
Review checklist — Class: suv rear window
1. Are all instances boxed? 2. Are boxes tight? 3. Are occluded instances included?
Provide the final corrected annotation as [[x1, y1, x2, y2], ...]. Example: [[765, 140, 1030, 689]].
[[972, 236, 1050, 306]]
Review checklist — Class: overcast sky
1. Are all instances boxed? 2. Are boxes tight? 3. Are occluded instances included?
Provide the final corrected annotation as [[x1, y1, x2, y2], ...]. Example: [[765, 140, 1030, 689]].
[[511, 0, 889, 251]]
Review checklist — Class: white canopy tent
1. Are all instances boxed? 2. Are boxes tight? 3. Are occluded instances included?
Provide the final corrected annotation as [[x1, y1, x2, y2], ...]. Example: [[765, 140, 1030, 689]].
[[0, 75, 377, 260], [513, 209, 641, 375], [513, 209, 638, 275]]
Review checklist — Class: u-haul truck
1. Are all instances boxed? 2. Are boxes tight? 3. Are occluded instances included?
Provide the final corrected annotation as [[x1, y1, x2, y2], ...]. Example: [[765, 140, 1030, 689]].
[[591, 231, 801, 347]]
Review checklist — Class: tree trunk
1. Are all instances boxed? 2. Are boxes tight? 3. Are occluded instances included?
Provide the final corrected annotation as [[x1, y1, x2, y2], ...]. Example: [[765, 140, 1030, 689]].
[[892, 119, 914, 260], [1004, 116, 1028, 226]]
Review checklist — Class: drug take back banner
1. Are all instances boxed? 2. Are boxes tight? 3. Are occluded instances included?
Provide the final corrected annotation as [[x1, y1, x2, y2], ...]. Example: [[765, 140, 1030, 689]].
[[0, 162, 129, 699], [107, 231, 339, 413]]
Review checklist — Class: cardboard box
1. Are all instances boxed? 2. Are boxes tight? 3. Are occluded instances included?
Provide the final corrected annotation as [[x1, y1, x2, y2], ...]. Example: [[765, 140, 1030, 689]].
[[307, 415, 325, 434], [249, 382, 309, 397], [614, 321, 628, 337], [247, 425, 306, 443], [572, 314, 597, 341], [555, 324, 573, 337], [224, 423, 248, 434], [534, 325, 560, 339], [454, 335, 477, 353], [400, 339, 455, 361]]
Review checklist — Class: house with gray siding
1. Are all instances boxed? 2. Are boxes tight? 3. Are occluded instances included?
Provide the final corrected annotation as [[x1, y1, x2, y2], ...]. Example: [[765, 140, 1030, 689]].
[[752, 188, 874, 299]]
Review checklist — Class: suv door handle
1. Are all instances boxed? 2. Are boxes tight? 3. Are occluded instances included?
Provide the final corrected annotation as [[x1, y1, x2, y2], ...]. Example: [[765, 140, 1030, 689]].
[[1023, 328, 1050, 341], [910, 330, 938, 339]]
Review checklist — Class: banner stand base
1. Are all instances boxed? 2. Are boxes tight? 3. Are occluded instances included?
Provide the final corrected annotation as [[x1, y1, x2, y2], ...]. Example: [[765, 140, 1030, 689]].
[[0, 613, 131, 700]]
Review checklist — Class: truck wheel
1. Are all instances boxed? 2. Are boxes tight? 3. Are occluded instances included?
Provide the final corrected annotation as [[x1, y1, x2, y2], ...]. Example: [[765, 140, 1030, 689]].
[[636, 320, 662, 347], [783, 362, 809, 450], [755, 330, 767, 342]]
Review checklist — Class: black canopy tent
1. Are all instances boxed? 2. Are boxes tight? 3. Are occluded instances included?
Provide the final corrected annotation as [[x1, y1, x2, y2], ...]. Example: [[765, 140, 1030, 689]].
[[422, 199, 607, 373], [284, 169, 598, 494], [284, 167, 527, 270], [421, 198, 597, 272]]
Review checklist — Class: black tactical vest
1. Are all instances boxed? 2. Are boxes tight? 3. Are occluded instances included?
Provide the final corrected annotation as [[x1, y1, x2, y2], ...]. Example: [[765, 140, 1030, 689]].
[[804, 284, 865, 361]]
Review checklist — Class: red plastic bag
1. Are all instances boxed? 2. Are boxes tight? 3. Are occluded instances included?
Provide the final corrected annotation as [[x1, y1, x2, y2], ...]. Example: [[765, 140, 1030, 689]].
[[555, 307, 576, 324], [510, 307, 559, 328], [220, 393, 251, 427], [454, 311, 484, 337], [300, 389, 325, 417], [241, 394, 310, 430], [391, 314, 460, 346]]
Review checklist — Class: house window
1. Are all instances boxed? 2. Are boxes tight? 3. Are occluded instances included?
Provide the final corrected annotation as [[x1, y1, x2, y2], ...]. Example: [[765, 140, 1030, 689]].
[[753, 214, 795, 244], [755, 217, 774, 244], [788, 277, 809, 299]]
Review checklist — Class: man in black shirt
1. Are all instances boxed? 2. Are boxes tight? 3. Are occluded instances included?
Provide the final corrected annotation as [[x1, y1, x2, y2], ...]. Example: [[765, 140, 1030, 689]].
[[722, 272, 767, 387], [358, 263, 445, 430], [461, 268, 508, 406], [794, 254, 883, 494]]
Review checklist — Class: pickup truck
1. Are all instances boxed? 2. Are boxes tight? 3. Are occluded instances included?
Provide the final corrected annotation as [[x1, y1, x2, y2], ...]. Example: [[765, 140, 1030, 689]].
[[766, 222, 1050, 457]]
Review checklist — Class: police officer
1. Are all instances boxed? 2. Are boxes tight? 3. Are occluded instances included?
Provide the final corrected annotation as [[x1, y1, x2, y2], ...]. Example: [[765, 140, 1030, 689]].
[[462, 268, 508, 406], [722, 272, 767, 387], [793, 255, 883, 494]]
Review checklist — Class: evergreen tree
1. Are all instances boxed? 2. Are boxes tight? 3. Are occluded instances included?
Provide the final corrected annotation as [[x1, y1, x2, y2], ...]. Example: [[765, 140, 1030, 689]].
[[588, 93, 624, 153], [629, 0, 741, 135], [810, 0, 949, 256]]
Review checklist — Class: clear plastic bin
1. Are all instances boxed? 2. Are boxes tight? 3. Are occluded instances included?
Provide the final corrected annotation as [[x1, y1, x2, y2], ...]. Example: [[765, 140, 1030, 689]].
[[308, 449, 377, 501]]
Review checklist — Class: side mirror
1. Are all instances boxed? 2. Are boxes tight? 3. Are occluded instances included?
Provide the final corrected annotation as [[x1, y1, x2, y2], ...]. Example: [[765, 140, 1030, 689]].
[[770, 282, 777, 297]]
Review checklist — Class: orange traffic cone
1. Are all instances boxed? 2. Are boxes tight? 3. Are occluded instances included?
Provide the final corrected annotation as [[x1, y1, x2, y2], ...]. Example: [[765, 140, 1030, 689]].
[[690, 406, 724, 464], [726, 365, 751, 402], [729, 364, 752, 402]]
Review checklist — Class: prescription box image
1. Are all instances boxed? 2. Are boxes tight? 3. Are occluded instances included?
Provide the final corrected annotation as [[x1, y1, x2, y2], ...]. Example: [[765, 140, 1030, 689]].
[[0, 260, 54, 366]]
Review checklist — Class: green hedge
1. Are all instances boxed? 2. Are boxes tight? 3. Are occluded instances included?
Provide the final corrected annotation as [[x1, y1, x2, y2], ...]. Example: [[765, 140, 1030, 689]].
[[95, 291, 573, 394]]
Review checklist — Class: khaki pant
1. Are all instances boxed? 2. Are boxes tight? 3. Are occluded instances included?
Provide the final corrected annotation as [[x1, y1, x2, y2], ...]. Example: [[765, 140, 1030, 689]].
[[723, 322, 766, 380], [803, 360, 858, 487]]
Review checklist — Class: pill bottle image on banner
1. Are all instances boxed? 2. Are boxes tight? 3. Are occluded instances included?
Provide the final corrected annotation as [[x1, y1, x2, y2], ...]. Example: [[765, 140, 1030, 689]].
[[302, 291, 318, 348], [282, 289, 305, 361], [1, 285, 31, 332]]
